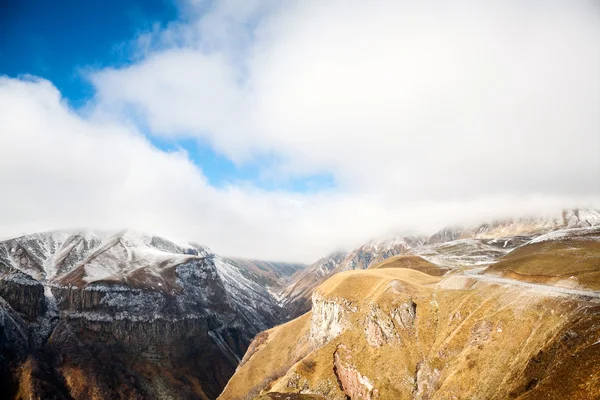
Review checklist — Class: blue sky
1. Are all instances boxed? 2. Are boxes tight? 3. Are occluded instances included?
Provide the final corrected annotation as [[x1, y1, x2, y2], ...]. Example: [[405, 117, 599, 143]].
[[0, 0, 334, 192], [0, 0, 178, 106]]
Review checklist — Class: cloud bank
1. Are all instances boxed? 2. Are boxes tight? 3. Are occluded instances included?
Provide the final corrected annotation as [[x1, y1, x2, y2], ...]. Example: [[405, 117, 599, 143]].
[[1, 0, 599, 261]]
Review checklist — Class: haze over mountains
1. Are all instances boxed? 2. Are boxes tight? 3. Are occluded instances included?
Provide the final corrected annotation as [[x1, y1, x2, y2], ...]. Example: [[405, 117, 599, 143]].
[[1, 208, 599, 399]]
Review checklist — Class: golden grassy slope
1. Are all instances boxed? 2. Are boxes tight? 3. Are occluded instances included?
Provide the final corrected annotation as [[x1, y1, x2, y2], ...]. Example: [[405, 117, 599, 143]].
[[219, 314, 313, 400], [220, 267, 600, 400], [484, 235, 600, 290], [368, 255, 448, 276], [316, 267, 440, 302]]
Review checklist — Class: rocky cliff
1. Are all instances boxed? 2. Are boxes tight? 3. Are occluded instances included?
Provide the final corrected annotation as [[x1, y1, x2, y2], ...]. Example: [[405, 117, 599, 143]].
[[0, 230, 287, 399]]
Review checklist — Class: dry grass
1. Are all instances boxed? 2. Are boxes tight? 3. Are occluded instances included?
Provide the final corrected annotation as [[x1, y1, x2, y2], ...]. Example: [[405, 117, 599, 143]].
[[225, 265, 600, 400], [316, 268, 441, 302], [15, 358, 36, 400], [218, 313, 313, 400], [485, 238, 600, 289], [368, 254, 448, 276]]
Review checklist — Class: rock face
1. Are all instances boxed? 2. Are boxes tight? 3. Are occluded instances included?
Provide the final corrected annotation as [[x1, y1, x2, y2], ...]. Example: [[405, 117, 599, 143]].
[[0, 265, 46, 319], [363, 299, 416, 347], [333, 344, 379, 400], [280, 252, 348, 319], [0, 230, 287, 399], [281, 238, 428, 319], [309, 294, 356, 347]]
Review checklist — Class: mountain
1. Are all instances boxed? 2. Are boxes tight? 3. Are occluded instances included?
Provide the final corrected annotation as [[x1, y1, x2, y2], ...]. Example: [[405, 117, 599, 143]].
[[426, 208, 600, 244], [281, 236, 429, 319], [2, 208, 599, 399], [220, 225, 600, 399], [223, 258, 307, 290], [332, 235, 427, 273], [0, 230, 287, 399], [280, 251, 348, 319], [279, 208, 600, 318], [484, 226, 600, 290]]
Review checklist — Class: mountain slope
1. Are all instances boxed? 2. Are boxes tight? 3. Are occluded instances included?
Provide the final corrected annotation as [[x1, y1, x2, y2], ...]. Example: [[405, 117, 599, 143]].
[[281, 236, 428, 319], [280, 252, 348, 319], [280, 208, 600, 320], [224, 258, 307, 289], [484, 226, 600, 290], [0, 230, 286, 399], [367, 254, 448, 276], [426, 208, 600, 244], [221, 257, 600, 399]]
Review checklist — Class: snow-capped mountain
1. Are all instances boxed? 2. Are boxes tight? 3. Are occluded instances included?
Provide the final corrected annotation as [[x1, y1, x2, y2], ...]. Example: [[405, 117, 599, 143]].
[[1, 208, 599, 399], [280, 251, 348, 318], [0, 230, 204, 283], [426, 208, 600, 244], [332, 235, 426, 273], [280, 208, 600, 318], [0, 229, 288, 399], [280, 236, 426, 318]]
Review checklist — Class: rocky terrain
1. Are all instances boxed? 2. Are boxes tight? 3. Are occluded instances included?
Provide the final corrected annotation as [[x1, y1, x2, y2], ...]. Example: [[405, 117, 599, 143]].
[[0, 230, 295, 399], [224, 258, 307, 291], [281, 237, 436, 319], [1, 208, 600, 399], [221, 224, 600, 399], [280, 252, 348, 319], [279, 208, 600, 319]]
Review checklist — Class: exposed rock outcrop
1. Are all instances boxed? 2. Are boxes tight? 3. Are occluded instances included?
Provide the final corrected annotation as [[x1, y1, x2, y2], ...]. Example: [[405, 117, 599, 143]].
[[364, 300, 416, 347], [413, 361, 440, 400], [0, 265, 46, 319], [309, 294, 356, 346], [334, 344, 380, 400]]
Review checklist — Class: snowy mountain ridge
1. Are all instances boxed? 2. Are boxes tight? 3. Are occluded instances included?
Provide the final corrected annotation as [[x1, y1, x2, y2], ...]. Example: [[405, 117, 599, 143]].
[[0, 229, 207, 282], [0, 229, 298, 398], [426, 208, 600, 244], [279, 207, 600, 318]]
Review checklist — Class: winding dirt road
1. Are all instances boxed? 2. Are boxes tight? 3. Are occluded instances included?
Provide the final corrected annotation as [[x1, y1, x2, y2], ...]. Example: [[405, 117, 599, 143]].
[[460, 267, 600, 299]]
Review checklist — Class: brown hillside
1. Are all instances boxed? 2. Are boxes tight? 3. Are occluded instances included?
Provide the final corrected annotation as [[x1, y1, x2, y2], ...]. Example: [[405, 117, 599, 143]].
[[484, 229, 600, 290], [368, 255, 448, 276], [220, 268, 600, 400]]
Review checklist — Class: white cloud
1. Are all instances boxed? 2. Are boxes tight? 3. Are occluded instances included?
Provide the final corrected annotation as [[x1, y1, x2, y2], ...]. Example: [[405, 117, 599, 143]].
[[91, 0, 600, 197], [1, 1, 599, 262]]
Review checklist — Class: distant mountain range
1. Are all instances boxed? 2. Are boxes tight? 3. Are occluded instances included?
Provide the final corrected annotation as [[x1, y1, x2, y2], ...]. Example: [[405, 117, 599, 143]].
[[1, 208, 599, 399], [280, 208, 600, 318]]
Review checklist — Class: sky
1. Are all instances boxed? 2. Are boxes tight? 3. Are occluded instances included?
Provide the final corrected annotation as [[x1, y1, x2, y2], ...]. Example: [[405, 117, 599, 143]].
[[0, 0, 599, 262]]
